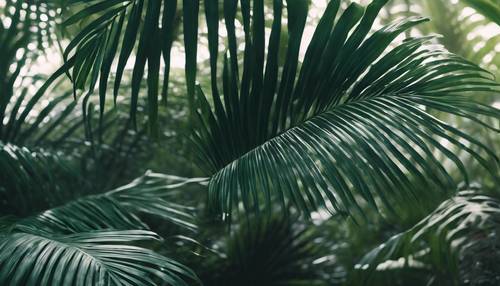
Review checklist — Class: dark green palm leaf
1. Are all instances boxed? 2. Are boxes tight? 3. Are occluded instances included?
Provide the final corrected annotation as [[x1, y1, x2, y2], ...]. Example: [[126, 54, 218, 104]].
[[192, 0, 500, 219], [0, 145, 202, 285], [0, 142, 203, 230], [0, 228, 199, 286], [104, 171, 207, 231]]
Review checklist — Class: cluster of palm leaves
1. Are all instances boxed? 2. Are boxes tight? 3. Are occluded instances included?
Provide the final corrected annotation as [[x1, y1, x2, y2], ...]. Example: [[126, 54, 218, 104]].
[[1, 0, 499, 285]]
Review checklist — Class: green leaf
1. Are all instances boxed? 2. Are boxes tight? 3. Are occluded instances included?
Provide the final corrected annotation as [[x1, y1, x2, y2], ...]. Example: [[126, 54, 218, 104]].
[[161, 0, 178, 104], [183, 0, 200, 118], [62, 0, 130, 27], [0, 143, 80, 217]]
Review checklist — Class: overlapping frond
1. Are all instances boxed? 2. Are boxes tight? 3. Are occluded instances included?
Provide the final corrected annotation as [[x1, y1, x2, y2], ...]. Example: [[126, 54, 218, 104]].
[[4, 170, 203, 232], [0, 228, 199, 286], [353, 190, 500, 285], [0, 152, 203, 285], [104, 171, 207, 230], [191, 0, 500, 219]]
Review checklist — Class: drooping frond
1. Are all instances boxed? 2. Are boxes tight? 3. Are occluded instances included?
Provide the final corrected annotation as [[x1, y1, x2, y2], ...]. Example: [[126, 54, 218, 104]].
[[59, 0, 184, 130], [0, 228, 199, 286], [353, 190, 500, 285], [0, 145, 203, 285], [1, 140, 204, 230], [104, 171, 207, 230], [192, 0, 500, 219], [7, 171, 204, 233]]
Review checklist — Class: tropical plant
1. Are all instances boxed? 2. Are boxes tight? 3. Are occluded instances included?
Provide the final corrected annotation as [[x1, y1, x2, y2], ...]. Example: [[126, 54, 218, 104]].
[[378, 0, 500, 191], [380, 0, 500, 79], [353, 189, 500, 285], [0, 0, 75, 147], [1, 0, 499, 285], [0, 229, 197, 286], [192, 0, 499, 220], [0, 148, 202, 285]]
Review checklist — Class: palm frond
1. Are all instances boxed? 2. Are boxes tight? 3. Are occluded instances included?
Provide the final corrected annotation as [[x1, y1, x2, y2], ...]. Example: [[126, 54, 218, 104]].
[[0, 0, 77, 146], [104, 171, 207, 231], [461, 0, 500, 26], [389, 0, 500, 79], [0, 145, 203, 285], [353, 190, 500, 285], [59, 0, 183, 130], [1, 87, 82, 147], [0, 228, 199, 286], [192, 0, 500, 219], [425, 0, 500, 79], [5, 170, 204, 233]]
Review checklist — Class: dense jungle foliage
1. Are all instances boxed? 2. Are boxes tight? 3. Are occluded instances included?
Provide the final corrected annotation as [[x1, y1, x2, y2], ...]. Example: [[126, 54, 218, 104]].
[[0, 0, 499, 285]]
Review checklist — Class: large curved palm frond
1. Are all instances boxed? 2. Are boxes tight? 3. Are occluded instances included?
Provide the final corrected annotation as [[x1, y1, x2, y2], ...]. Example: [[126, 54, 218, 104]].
[[0, 228, 199, 286], [353, 190, 500, 285], [191, 0, 500, 219]]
